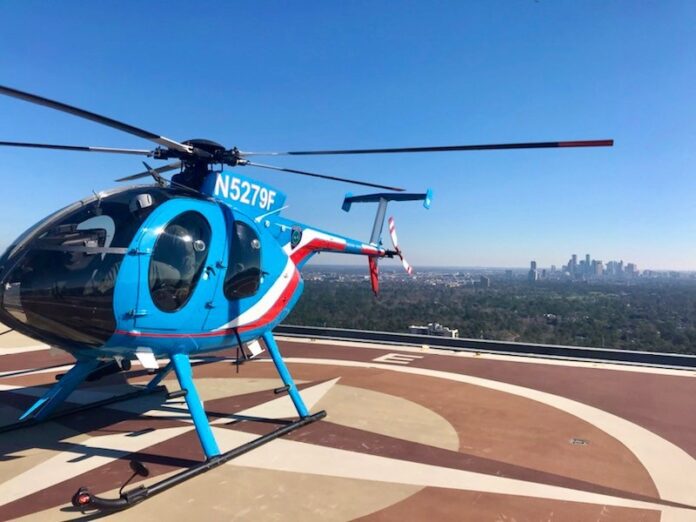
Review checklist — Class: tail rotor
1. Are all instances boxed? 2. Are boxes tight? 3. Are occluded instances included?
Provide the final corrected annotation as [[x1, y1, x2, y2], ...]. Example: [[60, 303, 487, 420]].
[[388, 217, 413, 276]]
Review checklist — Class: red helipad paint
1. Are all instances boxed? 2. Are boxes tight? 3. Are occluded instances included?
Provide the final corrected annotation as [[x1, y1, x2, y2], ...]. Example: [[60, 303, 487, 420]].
[[1, 335, 695, 521]]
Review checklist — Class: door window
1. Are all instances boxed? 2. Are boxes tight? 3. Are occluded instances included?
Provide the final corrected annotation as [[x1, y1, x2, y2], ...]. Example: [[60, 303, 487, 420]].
[[224, 221, 261, 299], [149, 211, 211, 312]]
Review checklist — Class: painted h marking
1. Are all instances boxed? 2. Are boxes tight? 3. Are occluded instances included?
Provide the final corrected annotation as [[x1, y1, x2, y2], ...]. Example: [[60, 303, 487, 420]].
[[372, 353, 424, 365]]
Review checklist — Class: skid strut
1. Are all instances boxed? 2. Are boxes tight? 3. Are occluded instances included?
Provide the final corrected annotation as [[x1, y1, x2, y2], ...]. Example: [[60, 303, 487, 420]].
[[0, 360, 171, 434], [72, 332, 325, 512]]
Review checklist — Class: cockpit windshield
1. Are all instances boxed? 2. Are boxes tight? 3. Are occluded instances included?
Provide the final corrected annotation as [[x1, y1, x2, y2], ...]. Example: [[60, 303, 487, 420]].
[[0, 186, 195, 348]]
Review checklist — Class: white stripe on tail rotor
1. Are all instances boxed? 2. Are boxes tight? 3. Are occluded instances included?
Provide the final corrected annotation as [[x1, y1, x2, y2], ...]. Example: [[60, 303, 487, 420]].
[[387, 216, 414, 276], [401, 256, 413, 276]]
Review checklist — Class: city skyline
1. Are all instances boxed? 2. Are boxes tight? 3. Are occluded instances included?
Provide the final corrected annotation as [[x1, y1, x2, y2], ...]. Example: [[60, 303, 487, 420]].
[[528, 252, 640, 282], [306, 250, 683, 273]]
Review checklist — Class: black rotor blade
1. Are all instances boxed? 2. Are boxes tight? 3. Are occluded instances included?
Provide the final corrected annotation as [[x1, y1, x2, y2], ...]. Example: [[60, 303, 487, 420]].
[[116, 161, 182, 182], [240, 139, 614, 157], [0, 85, 197, 156], [0, 140, 152, 156], [243, 161, 404, 192]]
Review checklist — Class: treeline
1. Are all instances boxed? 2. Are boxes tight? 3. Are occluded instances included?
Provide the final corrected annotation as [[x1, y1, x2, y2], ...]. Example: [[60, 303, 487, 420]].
[[285, 279, 696, 354]]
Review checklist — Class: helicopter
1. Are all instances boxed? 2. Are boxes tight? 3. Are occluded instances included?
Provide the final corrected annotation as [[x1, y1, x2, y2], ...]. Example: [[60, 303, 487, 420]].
[[0, 85, 613, 511]]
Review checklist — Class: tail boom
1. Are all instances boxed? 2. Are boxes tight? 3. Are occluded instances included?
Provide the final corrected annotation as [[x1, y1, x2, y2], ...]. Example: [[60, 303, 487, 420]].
[[280, 225, 387, 268]]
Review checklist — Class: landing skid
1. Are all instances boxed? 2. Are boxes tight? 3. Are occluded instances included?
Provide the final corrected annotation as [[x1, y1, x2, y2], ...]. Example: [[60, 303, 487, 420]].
[[71, 331, 326, 512], [73, 410, 326, 511]]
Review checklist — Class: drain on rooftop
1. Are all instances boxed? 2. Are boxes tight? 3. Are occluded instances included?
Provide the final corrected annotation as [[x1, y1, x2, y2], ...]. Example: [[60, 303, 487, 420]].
[[569, 438, 589, 446]]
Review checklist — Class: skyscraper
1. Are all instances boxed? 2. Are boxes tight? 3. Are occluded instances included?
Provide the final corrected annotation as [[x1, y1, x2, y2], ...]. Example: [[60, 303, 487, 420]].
[[626, 263, 638, 277], [594, 260, 603, 276], [528, 260, 538, 282]]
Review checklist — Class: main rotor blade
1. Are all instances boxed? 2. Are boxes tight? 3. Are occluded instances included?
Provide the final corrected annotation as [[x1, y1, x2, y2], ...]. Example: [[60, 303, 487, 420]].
[[0, 85, 195, 155], [0, 141, 152, 156], [240, 139, 614, 157], [243, 161, 405, 192], [116, 161, 182, 182]]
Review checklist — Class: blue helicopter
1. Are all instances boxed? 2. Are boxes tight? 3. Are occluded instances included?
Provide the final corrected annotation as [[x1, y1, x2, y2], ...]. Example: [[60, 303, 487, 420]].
[[0, 85, 613, 511]]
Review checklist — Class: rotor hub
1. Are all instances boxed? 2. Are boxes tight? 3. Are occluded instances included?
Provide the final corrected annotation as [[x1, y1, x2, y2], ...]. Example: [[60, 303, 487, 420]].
[[182, 139, 226, 159]]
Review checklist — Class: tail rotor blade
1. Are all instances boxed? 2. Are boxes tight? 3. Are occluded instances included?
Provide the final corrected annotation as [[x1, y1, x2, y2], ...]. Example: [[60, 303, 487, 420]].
[[388, 217, 400, 250], [400, 256, 414, 276], [387, 217, 414, 276]]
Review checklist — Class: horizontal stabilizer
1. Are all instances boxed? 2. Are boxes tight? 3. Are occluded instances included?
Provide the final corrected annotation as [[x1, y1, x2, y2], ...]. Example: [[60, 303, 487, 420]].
[[342, 190, 432, 212]]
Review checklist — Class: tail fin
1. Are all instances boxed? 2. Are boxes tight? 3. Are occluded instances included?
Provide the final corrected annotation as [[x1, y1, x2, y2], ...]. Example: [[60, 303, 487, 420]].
[[342, 189, 432, 294], [368, 256, 380, 295]]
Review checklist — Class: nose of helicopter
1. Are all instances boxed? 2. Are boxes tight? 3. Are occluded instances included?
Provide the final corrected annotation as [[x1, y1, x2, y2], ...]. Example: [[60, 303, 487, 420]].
[[0, 186, 181, 350], [0, 248, 120, 348]]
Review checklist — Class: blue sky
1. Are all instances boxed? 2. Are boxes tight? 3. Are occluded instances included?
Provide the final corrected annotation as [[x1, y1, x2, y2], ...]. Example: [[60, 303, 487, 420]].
[[1, 1, 695, 270]]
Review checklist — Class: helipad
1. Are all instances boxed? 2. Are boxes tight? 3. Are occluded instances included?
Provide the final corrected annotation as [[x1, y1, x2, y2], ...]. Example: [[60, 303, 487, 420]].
[[1, 329, 696, 521]]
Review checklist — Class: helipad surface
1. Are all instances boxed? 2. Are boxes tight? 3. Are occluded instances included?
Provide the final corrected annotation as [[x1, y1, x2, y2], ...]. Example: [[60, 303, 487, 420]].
[[1, 329, 696, 521]]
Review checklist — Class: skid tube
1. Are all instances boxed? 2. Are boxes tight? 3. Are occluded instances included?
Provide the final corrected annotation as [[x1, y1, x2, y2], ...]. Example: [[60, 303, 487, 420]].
[[0, 385, 167, 435], [73, 409, 327, 512]]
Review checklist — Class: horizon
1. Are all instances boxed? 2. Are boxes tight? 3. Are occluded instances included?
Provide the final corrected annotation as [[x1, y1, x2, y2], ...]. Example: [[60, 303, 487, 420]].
[[288, 261, 696, 273], [1, 236, 695, 273]]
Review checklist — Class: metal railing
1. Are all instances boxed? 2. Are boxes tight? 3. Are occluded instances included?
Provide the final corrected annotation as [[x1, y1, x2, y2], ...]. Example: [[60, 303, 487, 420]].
[[274, 324, 696, 369]]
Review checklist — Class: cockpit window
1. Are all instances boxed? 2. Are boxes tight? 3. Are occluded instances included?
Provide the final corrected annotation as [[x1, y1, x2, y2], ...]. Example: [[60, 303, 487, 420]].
[[0, 186, 188, 348], [224, 221, 261, 299], [149, 211, 211, 312]]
